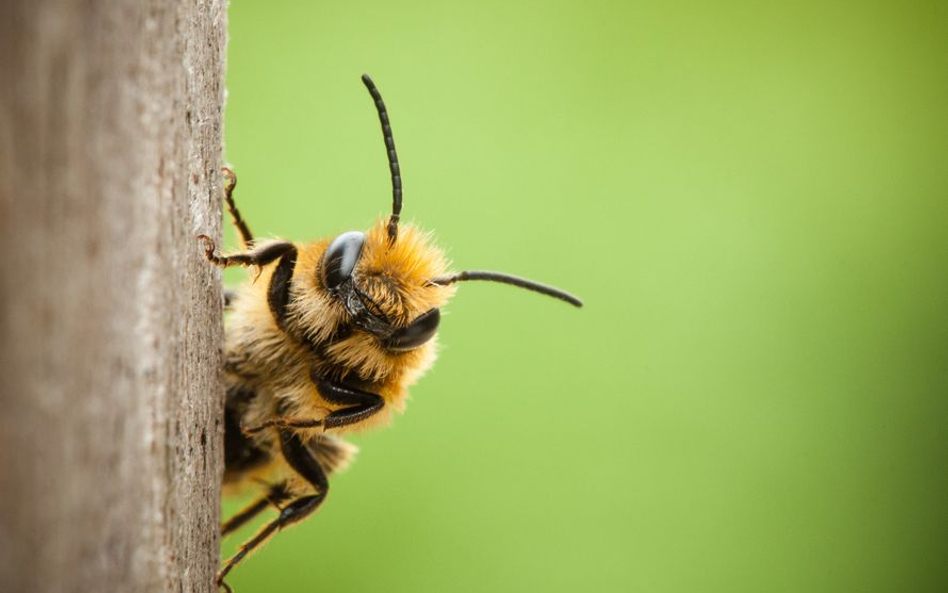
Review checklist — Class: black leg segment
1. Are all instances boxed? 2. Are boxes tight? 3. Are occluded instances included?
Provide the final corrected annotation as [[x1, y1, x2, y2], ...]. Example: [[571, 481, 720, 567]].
[[267, 247, 298, 330], [217, 431, 330, 589]]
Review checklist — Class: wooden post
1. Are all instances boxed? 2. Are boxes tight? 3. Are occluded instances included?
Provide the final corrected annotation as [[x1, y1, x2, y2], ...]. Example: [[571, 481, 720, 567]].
[[0, 1, 226, 591]]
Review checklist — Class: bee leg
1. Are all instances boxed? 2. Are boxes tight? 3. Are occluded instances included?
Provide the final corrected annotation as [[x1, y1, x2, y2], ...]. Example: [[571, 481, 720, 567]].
[[221, 482, 293, 537], [222, 167, 255, 248], [243, 379, 385, 435], [198, 236, 295, 269], [217, 431, 329, 588], [223, 288, 237, 309], [313, 377, 386, 429]]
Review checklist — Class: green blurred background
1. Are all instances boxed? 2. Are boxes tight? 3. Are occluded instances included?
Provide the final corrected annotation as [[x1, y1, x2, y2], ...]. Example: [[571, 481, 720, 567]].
[[221, 1, 948, 591]]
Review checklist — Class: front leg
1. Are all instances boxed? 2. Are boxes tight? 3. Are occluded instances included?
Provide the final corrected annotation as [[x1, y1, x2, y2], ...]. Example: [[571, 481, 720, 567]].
[[243, 376, 385, 434], [198, 235, 294, 269]]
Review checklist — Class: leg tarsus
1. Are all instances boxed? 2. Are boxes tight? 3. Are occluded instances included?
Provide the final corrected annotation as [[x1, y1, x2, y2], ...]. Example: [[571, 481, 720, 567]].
[[223, 167, 255, 248], [217, 521, 281, 586], [198, 236, 295, 270]]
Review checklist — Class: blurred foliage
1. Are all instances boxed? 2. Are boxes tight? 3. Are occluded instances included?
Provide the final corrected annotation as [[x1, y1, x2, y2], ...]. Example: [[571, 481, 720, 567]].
[[222, 1, 948, 591]]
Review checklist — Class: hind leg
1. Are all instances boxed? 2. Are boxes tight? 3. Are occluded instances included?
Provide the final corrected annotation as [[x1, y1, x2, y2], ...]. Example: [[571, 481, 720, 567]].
[[217, 431, 329, 589]]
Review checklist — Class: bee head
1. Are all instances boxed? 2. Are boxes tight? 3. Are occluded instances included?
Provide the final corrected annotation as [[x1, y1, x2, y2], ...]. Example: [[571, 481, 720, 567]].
[[321, 220, 455, 353]]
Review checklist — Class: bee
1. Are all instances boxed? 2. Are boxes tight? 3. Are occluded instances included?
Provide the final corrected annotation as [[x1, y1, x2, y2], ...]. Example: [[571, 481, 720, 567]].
[[201, 74, 582, 591]]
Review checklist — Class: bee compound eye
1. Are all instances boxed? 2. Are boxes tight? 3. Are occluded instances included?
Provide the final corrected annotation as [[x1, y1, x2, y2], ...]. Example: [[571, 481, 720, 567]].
[[322, 231, 366, 290], [385, 308, 441, 352]]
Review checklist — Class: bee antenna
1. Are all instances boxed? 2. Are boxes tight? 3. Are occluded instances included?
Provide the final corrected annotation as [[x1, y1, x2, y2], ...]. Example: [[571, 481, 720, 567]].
[[361, 74, 402, 244], [431, 271, 583, 308]]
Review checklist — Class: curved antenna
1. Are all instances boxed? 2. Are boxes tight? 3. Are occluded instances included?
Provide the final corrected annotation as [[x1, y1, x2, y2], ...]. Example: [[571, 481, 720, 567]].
[[431, 271, 583, 308], [361, 74, 402, 244]]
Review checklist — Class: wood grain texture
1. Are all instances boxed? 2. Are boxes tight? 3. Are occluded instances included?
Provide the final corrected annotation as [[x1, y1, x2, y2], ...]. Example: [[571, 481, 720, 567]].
[[0, 1, 227, 591]]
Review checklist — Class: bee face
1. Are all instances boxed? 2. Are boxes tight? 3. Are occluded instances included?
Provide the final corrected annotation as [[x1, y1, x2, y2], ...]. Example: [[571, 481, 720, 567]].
[[320, 220, 454, 353]]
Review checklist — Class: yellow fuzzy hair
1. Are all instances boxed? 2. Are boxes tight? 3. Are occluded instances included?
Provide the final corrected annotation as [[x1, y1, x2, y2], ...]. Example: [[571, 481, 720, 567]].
[[356, 218, 456, 325]]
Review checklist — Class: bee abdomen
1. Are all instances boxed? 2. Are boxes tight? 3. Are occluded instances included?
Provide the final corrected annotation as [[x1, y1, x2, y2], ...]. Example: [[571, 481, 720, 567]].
[[223, 385, 271, 480]]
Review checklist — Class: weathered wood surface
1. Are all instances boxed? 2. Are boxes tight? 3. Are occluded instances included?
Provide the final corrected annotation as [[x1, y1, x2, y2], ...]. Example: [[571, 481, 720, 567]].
[[0, 1, 227, 591]]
